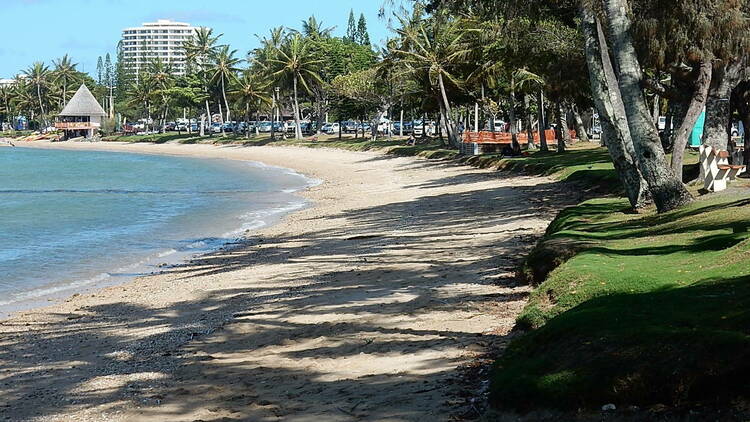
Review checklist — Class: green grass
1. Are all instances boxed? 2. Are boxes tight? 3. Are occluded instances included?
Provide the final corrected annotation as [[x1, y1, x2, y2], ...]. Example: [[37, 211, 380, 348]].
[[101, 133, 204, 144], [491, 194, 750, 411]]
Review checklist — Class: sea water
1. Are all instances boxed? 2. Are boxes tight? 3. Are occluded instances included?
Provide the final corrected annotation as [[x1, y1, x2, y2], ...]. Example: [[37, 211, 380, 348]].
[[0, 147, 314, 314]]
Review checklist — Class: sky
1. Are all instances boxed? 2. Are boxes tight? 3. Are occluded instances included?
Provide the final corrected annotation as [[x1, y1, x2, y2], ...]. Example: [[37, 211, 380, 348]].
[[0, 0, 402, 78]]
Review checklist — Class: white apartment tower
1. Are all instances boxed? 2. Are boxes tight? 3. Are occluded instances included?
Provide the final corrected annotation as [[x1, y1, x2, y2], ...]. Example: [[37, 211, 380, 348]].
[[120, 19, 200, 76]]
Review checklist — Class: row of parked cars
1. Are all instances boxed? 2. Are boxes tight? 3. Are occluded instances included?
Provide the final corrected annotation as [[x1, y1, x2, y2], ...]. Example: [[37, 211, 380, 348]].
[[155, 119, 438, 136]]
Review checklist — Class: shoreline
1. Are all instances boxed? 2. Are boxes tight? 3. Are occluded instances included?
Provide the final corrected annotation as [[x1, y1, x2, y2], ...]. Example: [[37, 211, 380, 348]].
[[1, 143, 318, 319], [1, 140, 580, 421]]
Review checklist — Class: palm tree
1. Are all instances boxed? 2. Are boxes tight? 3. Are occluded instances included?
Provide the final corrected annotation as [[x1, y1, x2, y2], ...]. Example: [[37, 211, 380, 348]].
[[300, 16, 336, 40], [507, 68, 544, 152], [393, 13, 471, 147], [268, 34, 323, 139], [232, 72, 272, 139], [127, 76, 155, 131], [23, 62, 51, 128], [11, 78, 37, 126], [184, 27, 222, 134], [0, 84, 12, 130], [51, 55, 79, 106], [209, 45, 242, 133], [146, 58, 175, 131]]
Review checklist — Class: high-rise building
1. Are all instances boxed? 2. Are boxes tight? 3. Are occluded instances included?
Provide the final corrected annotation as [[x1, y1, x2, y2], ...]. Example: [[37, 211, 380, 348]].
[[120, 19, 200, 77]]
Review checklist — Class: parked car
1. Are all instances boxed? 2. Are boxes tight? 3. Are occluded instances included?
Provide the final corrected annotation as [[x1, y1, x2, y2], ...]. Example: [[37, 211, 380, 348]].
[[340, 121, 357, 133], [392, 121, 413, 134], [325, 122, 341, 135]]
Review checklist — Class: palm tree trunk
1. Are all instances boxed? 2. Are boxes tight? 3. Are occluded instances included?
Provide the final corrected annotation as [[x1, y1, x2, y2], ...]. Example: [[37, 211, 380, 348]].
[[36, 84, 46, 129], [293, 75, 302, 139], [245, 103, 251, 140], [220, 78, 230, 137], [437, 72, 459, 147], [555, 100, 566, 153], [538, 90, 548, 151], [218, 102, 225, 136], [603, 0, 692, 212], [204, 99, 211, 136], [509, 81, 520, 154], [400, 103, 404, 137]]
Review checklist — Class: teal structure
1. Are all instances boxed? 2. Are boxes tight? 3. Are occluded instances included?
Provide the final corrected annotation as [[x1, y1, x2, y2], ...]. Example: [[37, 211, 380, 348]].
[[689, 111, 706, 147]]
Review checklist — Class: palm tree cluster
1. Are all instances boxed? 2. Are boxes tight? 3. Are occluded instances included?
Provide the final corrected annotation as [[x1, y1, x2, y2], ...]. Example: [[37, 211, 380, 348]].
[[4, 1, 748, 215], [0, 55, 98, 131]]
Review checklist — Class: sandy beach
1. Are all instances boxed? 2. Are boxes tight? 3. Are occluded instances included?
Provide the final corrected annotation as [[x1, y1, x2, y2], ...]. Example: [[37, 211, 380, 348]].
[[0, 141, 580, 421]]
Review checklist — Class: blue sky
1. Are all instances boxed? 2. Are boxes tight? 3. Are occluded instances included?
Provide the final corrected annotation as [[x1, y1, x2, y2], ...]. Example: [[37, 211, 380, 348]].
[[0, 0, 400, 78]]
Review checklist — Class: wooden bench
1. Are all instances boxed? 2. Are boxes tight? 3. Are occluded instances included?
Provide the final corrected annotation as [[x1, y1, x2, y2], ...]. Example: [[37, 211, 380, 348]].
[[460, 129, 576, 156]]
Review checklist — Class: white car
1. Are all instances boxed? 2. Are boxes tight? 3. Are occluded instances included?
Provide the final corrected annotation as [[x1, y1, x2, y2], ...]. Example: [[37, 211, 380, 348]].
[[323, 123, 340, 135]]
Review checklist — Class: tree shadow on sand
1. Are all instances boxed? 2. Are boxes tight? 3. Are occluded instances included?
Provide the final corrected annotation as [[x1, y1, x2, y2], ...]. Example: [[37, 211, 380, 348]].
[[0, 159, 582, 421]]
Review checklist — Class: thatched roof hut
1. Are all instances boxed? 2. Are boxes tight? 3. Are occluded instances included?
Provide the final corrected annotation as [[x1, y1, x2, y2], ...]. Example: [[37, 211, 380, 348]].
[[55, 84, 106, 139], [59, 84, 106, 117]]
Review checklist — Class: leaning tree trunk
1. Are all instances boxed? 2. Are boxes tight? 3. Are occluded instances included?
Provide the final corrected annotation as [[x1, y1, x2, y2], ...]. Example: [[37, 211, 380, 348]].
[[293, 75, 303, 139], [437, 72, 459, 147], [581, 4, 650, 209], [222, 78, 231, 127], [204, 99, 211, 136], [603, 0, 692, 212], [555, 100, 568, 152], [670, 60, 712, 180], [538, 90, 548, 151], [703, 61, 743, 150]]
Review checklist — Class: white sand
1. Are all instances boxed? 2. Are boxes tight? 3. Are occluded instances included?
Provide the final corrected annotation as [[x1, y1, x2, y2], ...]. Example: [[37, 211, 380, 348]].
[[0, 141, 579, 421]]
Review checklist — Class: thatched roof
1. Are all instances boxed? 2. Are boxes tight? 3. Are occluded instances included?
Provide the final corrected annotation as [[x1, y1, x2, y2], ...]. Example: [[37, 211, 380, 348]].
[[59, 84, 106, 117]]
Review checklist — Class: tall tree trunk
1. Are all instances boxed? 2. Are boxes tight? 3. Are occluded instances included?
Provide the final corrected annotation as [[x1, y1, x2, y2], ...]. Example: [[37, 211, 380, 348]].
[[245, 103, 250, 140], [293, 75, 302, 139], [572, 105, 590, 142], [670, 60, 712, 180], [204, 99, 211, 136], [509, 82, 520, 154], [218, 102, 225, 136], [36, 84, 46, 129], [652, 93, 660, 123], [703, 61, 743, 150], [555, 100, 567, 152], [474, 100, 479, 132], [603, 0, 692, 212], [581, 4, 650, 209], [524, 94, 536, 149], [400, 105, 404, 137], [437, 72, 459, 147], [538, 90, 548, 151], [221, 77, 231, 127], [271, 91, 276, 140]]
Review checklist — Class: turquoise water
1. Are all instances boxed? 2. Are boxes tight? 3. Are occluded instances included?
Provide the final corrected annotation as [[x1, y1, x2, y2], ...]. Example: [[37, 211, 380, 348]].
[[0, 147, 313, 312]]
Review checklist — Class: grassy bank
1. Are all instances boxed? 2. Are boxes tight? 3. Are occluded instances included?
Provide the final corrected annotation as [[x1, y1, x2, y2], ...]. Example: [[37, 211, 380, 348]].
[[491, 193, 750, 411]]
